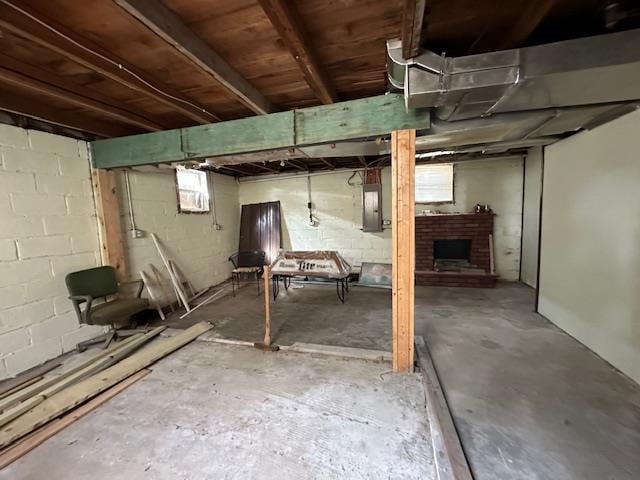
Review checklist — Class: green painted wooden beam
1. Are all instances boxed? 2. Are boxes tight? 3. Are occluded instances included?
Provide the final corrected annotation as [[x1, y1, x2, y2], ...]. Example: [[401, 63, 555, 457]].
[[91, 94, 430, 169]]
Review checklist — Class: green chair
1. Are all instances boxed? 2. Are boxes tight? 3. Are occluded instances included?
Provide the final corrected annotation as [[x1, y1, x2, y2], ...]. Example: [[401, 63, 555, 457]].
[[66, 266, 150, 350]]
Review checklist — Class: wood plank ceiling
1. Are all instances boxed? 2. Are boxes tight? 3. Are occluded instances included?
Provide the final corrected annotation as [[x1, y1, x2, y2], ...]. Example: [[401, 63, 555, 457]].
[[0, 0, 614, 174]]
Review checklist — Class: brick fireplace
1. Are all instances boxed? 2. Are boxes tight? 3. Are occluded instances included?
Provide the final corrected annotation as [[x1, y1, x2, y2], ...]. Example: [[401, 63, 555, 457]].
[[415, 213, 497, 287]]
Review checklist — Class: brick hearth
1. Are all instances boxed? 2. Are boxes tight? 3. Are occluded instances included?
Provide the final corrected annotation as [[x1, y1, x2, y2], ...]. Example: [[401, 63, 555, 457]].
[[415, 213, 497, 288]]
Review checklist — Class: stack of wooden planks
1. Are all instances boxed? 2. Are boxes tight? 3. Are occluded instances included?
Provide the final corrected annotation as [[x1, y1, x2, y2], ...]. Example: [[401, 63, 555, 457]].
[[0, 321, 213, 467]]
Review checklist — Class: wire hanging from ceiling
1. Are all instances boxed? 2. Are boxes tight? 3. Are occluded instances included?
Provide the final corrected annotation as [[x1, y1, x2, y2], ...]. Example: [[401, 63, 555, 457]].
[[0, 0, 217, 120]]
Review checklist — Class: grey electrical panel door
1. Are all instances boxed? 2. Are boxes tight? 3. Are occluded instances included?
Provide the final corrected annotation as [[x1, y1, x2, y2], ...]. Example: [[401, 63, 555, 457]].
[[362, 184, 382, 232]]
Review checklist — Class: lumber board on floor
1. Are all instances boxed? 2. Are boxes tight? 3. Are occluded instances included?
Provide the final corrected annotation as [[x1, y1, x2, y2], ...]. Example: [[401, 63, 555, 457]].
[[0, 360, 61, 398], [415, 336, 472, 480], [0, 334, 142, 412], [0, 369, 150, 469], [0, 322, 212, 448], [0, 328, 163, 428]]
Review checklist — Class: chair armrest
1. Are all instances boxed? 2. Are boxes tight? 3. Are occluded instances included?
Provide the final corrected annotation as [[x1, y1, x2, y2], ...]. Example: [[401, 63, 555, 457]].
[[69, 295, 93, 325], [119, 279, 144, 298], [69, 295, 93, 304]]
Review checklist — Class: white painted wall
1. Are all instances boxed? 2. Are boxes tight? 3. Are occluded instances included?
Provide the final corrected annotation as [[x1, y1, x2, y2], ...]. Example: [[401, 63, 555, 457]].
[[116, 170, 240, 293], [417, 157, 524, 280], [239, 156, 523, 280], [539, 109, 640, 384], [238, 170, 393, 267], [521, 147, 543, 287], [0, 125, 104, 379]]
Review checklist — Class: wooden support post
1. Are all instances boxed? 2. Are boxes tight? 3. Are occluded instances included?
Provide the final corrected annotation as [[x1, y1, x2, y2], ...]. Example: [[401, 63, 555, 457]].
[[92, 169, 127, 280], [391, 129, 416, 373], [263, 265, 271, 347]]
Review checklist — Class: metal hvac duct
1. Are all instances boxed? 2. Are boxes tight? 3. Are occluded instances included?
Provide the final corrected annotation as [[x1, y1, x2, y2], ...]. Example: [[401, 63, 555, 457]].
[[387, 29, 640, 121]]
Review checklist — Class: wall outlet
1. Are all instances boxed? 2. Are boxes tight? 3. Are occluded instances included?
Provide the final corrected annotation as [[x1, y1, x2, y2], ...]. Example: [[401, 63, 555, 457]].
[[214, 223, 223, 230], [130, 229, 146, 238]]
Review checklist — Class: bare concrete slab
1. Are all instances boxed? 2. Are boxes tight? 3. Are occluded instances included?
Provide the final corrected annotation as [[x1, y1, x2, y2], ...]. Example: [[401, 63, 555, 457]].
[[1, 341, 435, 480], [164, 281, 640, 479]]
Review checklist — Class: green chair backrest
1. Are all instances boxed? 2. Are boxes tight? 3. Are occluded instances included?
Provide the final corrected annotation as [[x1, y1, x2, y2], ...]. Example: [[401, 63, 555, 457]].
[[65, 266, 118, 298]]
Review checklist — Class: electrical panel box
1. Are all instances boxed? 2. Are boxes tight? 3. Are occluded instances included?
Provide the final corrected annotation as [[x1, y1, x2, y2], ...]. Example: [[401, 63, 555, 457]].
[[362, 184, 383, 232]]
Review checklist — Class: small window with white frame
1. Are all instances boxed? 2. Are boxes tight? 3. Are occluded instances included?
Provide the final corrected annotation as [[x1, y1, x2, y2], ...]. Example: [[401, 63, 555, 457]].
[[175, 167, 210, 213], [415, 163, 454, 203]]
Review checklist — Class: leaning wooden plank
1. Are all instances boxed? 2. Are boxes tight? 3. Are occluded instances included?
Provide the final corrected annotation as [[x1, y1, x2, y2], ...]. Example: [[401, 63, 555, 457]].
[[140, 269, 166, 320], [150, 263, 175, 312], [0, 360, 62, 398], [178, 287, 228, 319], [0, 322, 212, 448], [0, 328, 163, 427], [415, 336, 473, 480], [150, 233, 191, 312], [0, 333, 142, 413], [0, 370, 150, 469]]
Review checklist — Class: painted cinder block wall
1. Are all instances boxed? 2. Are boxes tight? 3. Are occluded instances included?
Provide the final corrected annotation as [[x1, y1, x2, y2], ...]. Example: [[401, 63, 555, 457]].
[[238, 170, 394, 267], [0, 124, 105, 379], [0, 124, 241, 380], [115, 169, 240, 294], [238, 156, 524, 280], [417, 157, 524, 281]]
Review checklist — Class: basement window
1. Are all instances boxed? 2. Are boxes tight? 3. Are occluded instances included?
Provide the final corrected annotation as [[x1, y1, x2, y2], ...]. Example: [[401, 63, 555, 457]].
[[415, 163, 454, 203], [175, 167, 210, 213]]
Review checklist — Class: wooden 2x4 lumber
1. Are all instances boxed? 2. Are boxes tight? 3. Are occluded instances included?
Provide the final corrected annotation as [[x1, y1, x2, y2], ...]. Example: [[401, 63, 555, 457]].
[[0, 328, 164, 428], [258, 0, 337, 105], [90, 94, 430, 169], [0, 1, 216, 124], [92, 170, 127, 280], [113, 0, 273, 115], [0, 334, 143, 413], [0, 370, 150, 469], [0, 322, 212, 448], [0, 90, 131, 138], [0, 66, 164, 132], [391, 129, 416, 373]]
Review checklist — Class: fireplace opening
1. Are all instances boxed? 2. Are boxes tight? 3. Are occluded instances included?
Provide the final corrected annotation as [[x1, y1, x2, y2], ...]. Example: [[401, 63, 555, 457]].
[[434, 239, 472, 271]]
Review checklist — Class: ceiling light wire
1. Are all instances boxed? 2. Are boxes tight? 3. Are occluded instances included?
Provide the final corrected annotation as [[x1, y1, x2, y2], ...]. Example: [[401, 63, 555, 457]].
[[0, 0, 217, 120]]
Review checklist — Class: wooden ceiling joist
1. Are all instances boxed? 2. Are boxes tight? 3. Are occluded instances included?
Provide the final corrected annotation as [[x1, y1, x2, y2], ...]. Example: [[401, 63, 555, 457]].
[[401, 0, 427, 59], [494, 0, 557, 50], [0, 61, 163, 132], [113, 0, 274, 115], [0, 91, 130, 138], [0, 1, 216, 124], [318, 158, 335, 169], [250, 162, 278, 173], [258, 0, 337, 105]]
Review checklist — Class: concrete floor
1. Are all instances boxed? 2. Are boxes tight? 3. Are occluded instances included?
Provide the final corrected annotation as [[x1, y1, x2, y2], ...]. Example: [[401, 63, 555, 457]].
[[2, 341, 434, 480], [165, 280, 640, 479]]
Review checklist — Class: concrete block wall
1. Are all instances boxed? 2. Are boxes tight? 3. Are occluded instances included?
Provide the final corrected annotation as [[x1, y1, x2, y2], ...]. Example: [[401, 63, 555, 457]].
[[417, 157, 524, 280], [238, 170, 393, 267], [0, 124, 104, 379], [116, 169, 240, 295], [239, 157, 523, 280]]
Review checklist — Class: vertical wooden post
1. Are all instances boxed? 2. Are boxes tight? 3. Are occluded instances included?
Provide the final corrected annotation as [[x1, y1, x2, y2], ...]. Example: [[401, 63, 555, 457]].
[[263, 265, 271, 346], [391, 129, 416, 373], [92, 169, 127, 280]]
